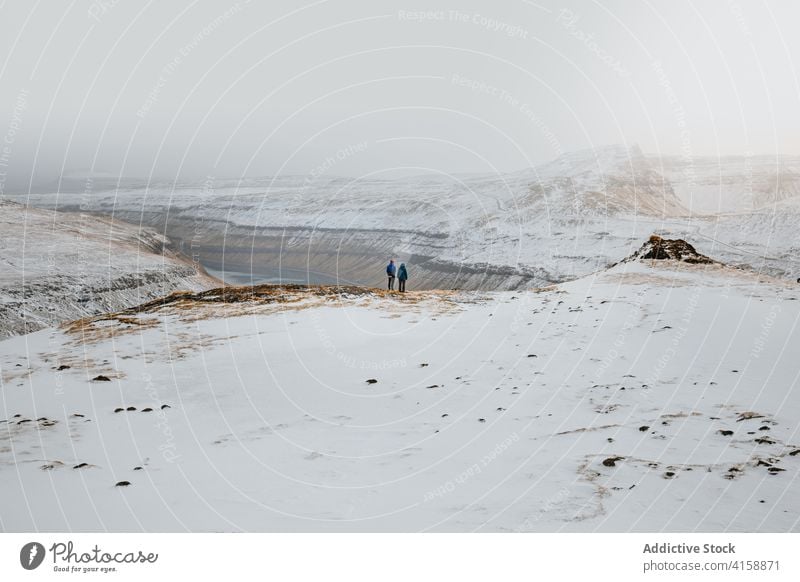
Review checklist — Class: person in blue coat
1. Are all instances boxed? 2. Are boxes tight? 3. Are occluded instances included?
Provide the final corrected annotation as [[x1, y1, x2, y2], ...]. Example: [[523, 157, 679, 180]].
[[386, 259, 397, 290], [397, 263, 408, 292]]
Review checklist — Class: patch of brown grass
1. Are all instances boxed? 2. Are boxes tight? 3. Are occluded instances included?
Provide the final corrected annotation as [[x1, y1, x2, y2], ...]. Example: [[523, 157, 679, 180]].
[[62, 284, 462, 344]]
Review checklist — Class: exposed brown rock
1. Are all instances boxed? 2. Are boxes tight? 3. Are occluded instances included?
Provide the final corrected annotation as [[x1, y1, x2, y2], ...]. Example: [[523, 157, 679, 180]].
[[628, 235, 715, 264]]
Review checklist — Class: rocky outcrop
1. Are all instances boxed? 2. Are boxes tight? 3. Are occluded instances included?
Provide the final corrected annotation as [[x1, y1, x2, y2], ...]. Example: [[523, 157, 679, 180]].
[[627, 235, 716, 264]]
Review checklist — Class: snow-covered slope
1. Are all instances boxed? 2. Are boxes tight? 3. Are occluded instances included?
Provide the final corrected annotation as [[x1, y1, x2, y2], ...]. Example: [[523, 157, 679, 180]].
[[2, 254, 797, 532], [0, 200, 219, 338], [652, 154, 800, 215], [11, 145, 800, 288], [657, 197, 800, 282]]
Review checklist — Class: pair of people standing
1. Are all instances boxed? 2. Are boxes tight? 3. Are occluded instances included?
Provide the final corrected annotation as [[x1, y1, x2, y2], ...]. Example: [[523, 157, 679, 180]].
[[386, 259, 408, 292]]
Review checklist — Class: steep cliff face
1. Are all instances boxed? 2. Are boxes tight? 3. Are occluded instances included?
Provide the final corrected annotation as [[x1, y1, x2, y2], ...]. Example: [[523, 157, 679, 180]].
[[0, 200, 219, 337]]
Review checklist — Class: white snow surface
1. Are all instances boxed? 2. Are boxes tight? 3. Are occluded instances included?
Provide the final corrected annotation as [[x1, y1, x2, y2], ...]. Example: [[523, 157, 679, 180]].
[[1, 260, 798, 532]]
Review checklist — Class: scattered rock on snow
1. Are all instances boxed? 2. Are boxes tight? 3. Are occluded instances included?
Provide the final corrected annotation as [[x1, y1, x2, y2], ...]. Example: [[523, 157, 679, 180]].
[[736, 411, 765, 422], [602, 457, 623, 467]]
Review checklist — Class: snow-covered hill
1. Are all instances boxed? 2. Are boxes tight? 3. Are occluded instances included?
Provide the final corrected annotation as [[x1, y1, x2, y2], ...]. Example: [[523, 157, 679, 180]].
[[10, 145, 800, 288], [653, 154, 800, 214], [1, 247, 797, 532], [0, 200, 218, 338], [10, 146, 689, 290]]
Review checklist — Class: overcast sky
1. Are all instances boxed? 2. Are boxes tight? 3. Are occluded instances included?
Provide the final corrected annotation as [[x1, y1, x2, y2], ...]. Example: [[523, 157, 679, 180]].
[[1, 0, 799, 191]]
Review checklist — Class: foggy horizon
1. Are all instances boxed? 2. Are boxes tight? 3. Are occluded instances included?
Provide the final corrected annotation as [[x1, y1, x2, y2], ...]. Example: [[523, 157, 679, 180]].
[[2, 0, 800, 193]]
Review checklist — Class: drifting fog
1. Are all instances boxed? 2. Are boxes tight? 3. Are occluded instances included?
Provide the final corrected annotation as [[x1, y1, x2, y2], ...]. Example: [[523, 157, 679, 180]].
[[0, 0, 799, 192]]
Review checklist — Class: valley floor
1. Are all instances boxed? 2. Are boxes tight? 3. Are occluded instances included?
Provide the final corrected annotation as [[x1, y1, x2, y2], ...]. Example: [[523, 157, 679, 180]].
[[0, 261, 798, 532]]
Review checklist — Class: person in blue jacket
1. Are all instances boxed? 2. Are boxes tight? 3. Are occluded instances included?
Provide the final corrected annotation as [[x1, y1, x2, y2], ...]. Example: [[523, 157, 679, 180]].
[[386, 259, 397, 290], [397, 263, 408, 292]]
